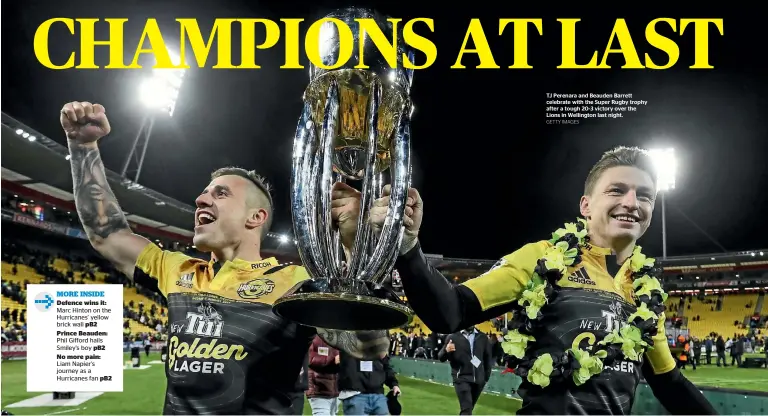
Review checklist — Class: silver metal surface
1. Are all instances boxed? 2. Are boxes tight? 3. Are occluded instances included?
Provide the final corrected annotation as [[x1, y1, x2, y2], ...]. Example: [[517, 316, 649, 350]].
[[279, 7, 416, 329], [308, 7, 415, 93]]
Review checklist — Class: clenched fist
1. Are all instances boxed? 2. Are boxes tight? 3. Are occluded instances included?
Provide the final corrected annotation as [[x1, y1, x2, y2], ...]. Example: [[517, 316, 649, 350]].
[[370, 185, 423, 254], [60, 101, 111, 143], [445, 339, 455, 353]]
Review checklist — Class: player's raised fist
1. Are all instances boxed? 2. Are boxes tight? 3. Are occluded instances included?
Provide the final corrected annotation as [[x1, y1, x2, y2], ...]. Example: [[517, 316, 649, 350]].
[[445, 339, 455, 353], [60, 101, 111, 143]]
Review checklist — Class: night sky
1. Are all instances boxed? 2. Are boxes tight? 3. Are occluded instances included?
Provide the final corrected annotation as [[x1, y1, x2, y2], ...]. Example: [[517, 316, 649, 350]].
[[2, 2, 765, 260]]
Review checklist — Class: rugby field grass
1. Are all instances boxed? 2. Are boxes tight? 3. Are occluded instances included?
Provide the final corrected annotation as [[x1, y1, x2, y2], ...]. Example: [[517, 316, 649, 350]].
[[1, 353, 519, 415], [2, 354, 766, 414]]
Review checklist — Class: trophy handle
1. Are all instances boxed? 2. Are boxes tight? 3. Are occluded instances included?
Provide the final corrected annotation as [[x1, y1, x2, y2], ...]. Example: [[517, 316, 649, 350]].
[[345, 79, 383, 280], [315, 78, 343, 279], [291, 101, 326, 279], [357, 103, 412, 284]]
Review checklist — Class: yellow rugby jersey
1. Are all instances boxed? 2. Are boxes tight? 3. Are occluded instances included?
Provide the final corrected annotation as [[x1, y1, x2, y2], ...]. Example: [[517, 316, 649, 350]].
[[462, 240, 676, 415], [133, 243, 314, 415]]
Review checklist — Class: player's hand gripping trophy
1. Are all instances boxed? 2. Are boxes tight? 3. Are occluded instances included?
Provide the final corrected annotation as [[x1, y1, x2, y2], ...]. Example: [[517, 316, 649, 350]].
[[272, 8, 417, 331]]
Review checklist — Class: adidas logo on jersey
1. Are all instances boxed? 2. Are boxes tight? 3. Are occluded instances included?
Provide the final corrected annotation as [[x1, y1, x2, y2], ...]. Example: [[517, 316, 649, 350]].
[[567, 268, 597, 285]]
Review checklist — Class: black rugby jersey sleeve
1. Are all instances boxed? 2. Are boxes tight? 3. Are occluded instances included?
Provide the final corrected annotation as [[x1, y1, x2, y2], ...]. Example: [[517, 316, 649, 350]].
[[395, 241, 545, 334], [641, 361, 718, 414], [134, 243, 194, 297]]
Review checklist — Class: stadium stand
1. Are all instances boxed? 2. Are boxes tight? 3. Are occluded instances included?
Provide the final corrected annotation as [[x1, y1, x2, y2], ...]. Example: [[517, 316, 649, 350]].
[[1, 113, 767, 364]]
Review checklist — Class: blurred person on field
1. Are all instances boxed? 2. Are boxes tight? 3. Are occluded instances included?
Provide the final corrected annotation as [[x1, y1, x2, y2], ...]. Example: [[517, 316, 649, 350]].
[[438, 326, 493, 415], [337, 351, 401, 415], [306, 335, 341, 415], [716, 336, 728, 367]]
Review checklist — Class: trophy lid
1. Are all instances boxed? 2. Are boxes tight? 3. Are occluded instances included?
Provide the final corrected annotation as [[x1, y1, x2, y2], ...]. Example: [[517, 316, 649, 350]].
[[308, 7, 415, 93]]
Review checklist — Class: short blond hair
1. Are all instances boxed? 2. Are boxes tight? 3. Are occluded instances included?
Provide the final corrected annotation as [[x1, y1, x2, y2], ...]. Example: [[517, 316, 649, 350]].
[[584, 146, 657, 195], [210, 167, 273, 240]]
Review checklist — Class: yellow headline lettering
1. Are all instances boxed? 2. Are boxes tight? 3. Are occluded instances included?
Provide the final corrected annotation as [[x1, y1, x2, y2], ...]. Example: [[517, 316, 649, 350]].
[[242, 19, 281, 68], [178, 18, 233, 68], [34, 18, 76, 69], [499, 19, 543, 69], [560, 18, 724, 69], [79, 18, 133, 69], [558, 19, 600, 69], [31, 17, 723, 70], [280, 19, 303, 69], [130, 19, 175, 68], [452, 19, 498, 69], [403, 18, 436, 69], [680, 19, 724, 69], [600, 19, 643, 69], [305, 18, 354, 70], [355, 18, 400, 69], [645, 18, 679, 70]]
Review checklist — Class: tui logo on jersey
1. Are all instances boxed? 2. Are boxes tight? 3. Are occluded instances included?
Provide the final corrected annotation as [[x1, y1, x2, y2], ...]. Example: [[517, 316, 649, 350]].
[[237, 278, 276, 299], [167, 298, 251, 375], [185, 302, 224, 338]]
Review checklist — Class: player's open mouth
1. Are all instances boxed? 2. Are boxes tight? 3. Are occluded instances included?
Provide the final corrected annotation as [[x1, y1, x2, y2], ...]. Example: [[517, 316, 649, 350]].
[[196, 211, 217, 226], [611, 214, 640, 223]]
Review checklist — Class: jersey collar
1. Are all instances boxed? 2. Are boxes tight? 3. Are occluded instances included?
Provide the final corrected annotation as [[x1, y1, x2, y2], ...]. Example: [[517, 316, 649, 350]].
[[208, 256, 279, 272], [582, 242, 613, 257]]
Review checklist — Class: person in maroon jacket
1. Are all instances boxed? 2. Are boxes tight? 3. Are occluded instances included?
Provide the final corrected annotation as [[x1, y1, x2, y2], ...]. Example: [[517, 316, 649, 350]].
[[307, 335, 341, 415]]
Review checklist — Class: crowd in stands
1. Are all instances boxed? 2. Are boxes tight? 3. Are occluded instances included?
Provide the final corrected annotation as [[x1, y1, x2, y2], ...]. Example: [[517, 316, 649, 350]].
[[122, 300, 167, 343], [673, 331, 767, 369], [1, 222, 169, 347]]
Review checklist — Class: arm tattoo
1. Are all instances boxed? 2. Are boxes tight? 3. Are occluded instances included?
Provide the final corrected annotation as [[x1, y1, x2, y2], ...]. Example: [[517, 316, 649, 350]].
[[69, 143, 130, 242], [316, 328, 390, 360]]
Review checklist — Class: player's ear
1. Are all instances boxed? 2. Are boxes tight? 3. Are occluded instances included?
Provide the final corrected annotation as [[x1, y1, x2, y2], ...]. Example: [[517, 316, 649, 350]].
[[245, 207, 268, 230], [579, 195, 591, 219]]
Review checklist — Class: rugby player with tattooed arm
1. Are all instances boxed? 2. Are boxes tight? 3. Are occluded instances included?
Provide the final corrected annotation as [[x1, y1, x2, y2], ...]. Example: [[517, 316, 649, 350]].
[[61, 101, 389, 415], [365, 147, 717, 415]]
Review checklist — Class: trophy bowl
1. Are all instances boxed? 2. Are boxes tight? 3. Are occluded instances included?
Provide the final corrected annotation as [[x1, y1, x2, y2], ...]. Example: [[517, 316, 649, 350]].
[[272, 7, 416, 331]]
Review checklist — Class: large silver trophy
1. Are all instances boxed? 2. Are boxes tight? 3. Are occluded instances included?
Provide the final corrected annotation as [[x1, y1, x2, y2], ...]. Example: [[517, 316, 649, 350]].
[[272, 8, 415, 331]]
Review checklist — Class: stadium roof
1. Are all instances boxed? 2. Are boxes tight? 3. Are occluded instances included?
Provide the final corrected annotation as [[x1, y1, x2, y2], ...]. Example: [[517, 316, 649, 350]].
[[2, 113, 196, 241], [1, 113, 298, 256]]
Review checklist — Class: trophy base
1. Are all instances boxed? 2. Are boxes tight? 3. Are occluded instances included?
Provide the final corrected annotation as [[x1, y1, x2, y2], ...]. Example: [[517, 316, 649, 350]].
[[272, 279, 413, 331]]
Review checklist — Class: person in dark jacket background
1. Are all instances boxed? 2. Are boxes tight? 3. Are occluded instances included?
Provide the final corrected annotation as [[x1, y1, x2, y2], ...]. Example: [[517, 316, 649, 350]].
[[290, 352, 310, 415], [307, 335, 341, 415], [337, 351, 401, 415], [716, 336, 727, 367], [731, 336, 745, 367], [438, 326, 493, 415]]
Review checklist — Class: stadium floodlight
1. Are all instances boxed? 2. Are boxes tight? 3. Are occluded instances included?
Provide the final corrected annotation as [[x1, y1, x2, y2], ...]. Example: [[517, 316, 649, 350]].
[[123, 50, 186, 184], [139, 52, 186, 117], [279, 235, 289, 244], [648, 148, 676, 191], [648, 147, 677, 260]]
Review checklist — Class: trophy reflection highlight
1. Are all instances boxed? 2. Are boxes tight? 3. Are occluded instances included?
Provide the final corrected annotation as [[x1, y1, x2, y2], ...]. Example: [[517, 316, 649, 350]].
[[272, 8, 415, 331]]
